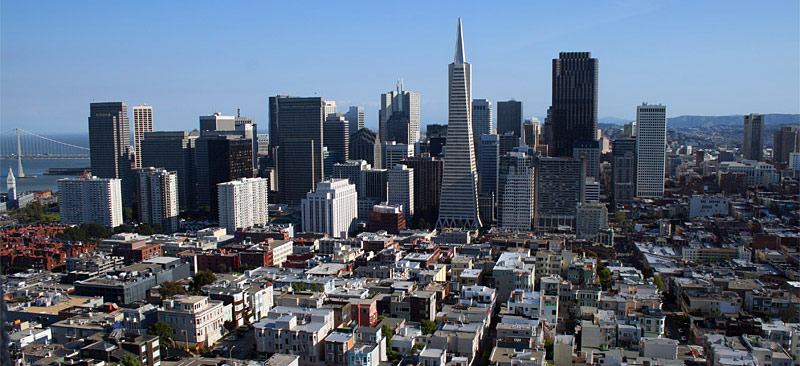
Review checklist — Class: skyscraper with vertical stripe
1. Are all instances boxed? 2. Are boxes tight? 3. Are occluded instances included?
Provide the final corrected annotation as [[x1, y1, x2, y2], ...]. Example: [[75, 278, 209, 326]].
[[436, 18, 482, 229]]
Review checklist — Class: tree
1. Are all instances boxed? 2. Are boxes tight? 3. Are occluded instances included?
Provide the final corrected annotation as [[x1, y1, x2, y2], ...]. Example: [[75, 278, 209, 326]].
[[192, 270, 217, 291], [614, 211, 627, 224], [421, 320, 438, 335], [653, 275, 665, 291], [216, 263, 228, 273], [80, 223, 112, 239], [114, 224, 133, 234], [545, 339, 554, 361], [123, 207, 134, 221], [57, 227, 88, 242], [597, 265, 612, 289], [135, 224, 156, 236], [160, 281, 187, 299], [147, 321, 173, 345], [121, 353, 142, 366]]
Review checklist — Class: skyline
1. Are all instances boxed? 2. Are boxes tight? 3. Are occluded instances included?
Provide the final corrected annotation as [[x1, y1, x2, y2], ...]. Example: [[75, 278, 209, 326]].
[[1, 1, 799, 134]]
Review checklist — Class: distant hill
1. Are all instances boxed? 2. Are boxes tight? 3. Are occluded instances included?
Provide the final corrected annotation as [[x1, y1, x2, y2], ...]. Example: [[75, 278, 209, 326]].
[[599, 116, 632, 125], [666, 114, 799, 128]]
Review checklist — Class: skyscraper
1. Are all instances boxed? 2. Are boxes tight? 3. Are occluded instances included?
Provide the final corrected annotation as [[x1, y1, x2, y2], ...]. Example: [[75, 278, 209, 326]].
[[379, 81, 420, 143], [436, 18, 482, 229], [218, 177, 269, 233], [59, 175, 123, 228], [743, 113, 764, 161], [498, 151, 534, 231], [477, 134, 499, 196], [773, 125, 800, 164], [269, 96, 325, 205], [497, 100, 522, 137], [137, 167, 179, 233], [472, 99, 493, 139], [349, 128, 382, 169], [572, 140, 600, 180], [88, 102, 134, 205], [345, 106, 365, 136], [132, 104, 153, 169], [550, 52, 598, 157], [387, 164, 414, 220], [534, 156, 584, 229], [402, 155, 443, 222], [333, 160, 370, 194], [522, 117, 540, 149], [324, 114, 350, 165], [140, 131, 198, 209], [301, 179, 358, 238], [635, 103, 667, 199], [382, 141, 414, 169], [612, 138, 636, 205], [195, 135, 254, 215]]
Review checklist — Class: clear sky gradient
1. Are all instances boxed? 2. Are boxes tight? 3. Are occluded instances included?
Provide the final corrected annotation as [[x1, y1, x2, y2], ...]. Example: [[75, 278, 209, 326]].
[[2, 0, 798, 134]]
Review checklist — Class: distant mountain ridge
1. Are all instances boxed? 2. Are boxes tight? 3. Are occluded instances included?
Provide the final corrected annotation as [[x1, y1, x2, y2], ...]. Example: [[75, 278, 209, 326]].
[[597, 114, 799, 128]]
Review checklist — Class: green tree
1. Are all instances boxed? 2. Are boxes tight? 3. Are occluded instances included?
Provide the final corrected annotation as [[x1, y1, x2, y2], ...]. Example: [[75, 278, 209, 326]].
[[114, 224, 134, 233], [147, 321, 173, 345], [135, 224, 156, 236], [421, 320, 438, 335], [159, 281, 187, 299], [545, 339, 554, 360], [57, 227, 88, 242], [80, 223, 112, 239], [216, 263, 228, 273], [123, 207, 134, 221], [653, 275, 665, 290], [120, 352, 142, 366], [597, 265, 612, 289], [192, 270, 217, 291], [614, 211, 627, 224]]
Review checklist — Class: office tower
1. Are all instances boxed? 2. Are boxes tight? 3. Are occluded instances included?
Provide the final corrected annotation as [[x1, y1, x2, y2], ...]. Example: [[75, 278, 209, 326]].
[[612, 138, 636, 205], [523, 117, 540, 148], [584, 178, 600, 202], [499, 132, 519, 156], [478, 193, 495, 226], [382, 141, 413, 169], [88, 102, 133, 205], [324, 100, 337, 117], [140, 131, 198, 209], [324, 114, 350, 165], [497, 100, 523, 137], [386, 112, 412, 144], [137, 167, 179, 233], [333, 160, 370, 194], [200, 113, 236, 133], [623, 122, 637, 138], [387, 164, 414, 220], [534, 156, 584, 229], [301, 179, 358, 238], [774, 125, 800, 164], [790, 152, 800, 171], [379, 80, 420, 143], [402, 155, 443, 221], [427, 124, 448, 158], [576, 201, 608, 239], [368, 204, 406, 234], [269, 96, 325, 205], [195, 135, 253, 215], [635, 103, 667, 198], [743, 113, 764, 161], [350, 128, 382, 169], [257, 134, 270, 156], [572, 140, 600, 180], [436, 19, 481, 229], [477, 134, 499, 196], [345, 106, 365, 136], [59, 175, 123, 228], [550, 52, 598, 157], [235, 114, 258, 170], [498, 151, 534, 231], [132, 104, 153, 169], [359, 168, 388, 220], [217, 177, 269, 233], [472, 99, 493, 139]]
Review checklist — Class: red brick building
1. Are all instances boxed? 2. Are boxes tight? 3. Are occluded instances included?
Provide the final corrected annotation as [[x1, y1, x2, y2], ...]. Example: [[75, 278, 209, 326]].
[[350, 298, 378, 326], [368, 204, 406, 234], [0, 225, 96, 270]]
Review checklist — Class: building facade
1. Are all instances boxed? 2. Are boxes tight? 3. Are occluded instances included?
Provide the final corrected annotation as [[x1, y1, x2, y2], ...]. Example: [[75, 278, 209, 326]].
[[743, 113, 764, 161], [59, 175, 123, 228], [132, 104, 153, 169], [218, 177, 269, 233], [635, 103, 667, 198], [140, 131, 198, 209], [380, 81, 421, 143], [498, 151, 534, 231], [549, 52, 598, 157], [301, 179, 358, 238], [497, 100, 523, 138], [387, 164, 414, 220], [137, 167, 179, 233], [88, 102, 134, 205]]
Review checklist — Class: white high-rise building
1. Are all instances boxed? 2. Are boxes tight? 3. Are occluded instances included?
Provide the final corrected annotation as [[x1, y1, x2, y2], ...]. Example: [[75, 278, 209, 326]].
[[217, 177, 269, 232], [584, 178, 600, 203], [132, 104, 153, 169], [301, 179, 358, 238], [58, 175, 123, 228], [382, 141, 414, 169], [324, 100, 337, 118], [436, 18, 482, 229], [635, 103, 667, 198], [345, 106, 365, 136], [576, 201, 608, 239], [387, 164, 414, 220], [498, 151, 534, 231], [379, 80, 421, 143], [137, 167, 179, 233]]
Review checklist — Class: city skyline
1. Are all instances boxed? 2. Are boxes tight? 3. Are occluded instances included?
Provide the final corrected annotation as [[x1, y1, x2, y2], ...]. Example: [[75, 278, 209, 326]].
[[2, 1, 798, 134]]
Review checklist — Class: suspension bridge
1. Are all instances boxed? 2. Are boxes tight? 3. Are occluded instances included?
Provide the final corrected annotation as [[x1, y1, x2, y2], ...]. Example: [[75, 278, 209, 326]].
[[1, 128, 90, 178]]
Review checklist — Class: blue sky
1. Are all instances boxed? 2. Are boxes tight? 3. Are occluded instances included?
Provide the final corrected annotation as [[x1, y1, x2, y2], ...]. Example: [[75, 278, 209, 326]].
[[2, 0, 798, 134]]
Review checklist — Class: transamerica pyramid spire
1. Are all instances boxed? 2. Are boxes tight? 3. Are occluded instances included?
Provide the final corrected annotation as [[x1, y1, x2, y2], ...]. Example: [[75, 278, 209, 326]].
[[455, 18, 465, 64]]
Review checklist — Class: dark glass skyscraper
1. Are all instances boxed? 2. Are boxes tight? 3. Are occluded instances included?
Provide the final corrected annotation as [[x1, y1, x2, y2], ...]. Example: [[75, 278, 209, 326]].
[[497, 100, 522, 137], [88, 102, 134, 205], [269, 96, 325, 205], [140, 130, 198, 209], [550, 52, 598, 157], [195, 136, 253, 215], [349, 128, 382, 169]]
